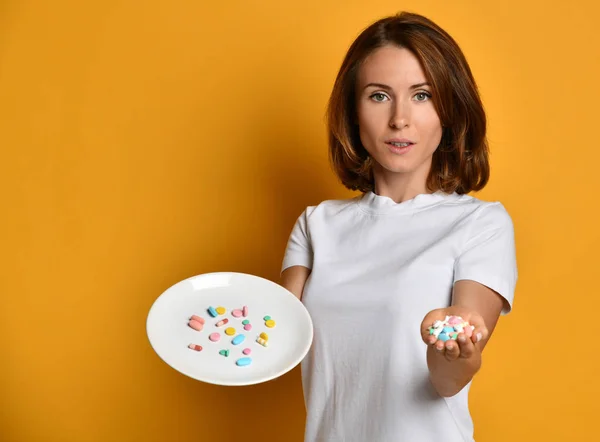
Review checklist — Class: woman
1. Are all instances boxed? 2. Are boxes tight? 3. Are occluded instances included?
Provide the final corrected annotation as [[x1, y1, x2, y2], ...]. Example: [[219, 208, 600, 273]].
[[280, 11, 517, 442]]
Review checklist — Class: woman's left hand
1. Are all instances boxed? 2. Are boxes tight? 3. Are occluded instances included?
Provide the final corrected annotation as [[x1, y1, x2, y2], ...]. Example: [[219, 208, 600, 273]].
[[420, 307, 489, 362]]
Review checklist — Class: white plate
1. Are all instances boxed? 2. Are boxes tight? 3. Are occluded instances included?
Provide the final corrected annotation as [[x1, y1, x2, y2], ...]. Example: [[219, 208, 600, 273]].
[[146, 272, 313, 386]]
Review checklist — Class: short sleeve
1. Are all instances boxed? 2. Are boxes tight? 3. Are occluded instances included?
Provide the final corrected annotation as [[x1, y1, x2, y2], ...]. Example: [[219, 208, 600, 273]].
[[281, 208, 314, 274], [453, 203, 518, 315]]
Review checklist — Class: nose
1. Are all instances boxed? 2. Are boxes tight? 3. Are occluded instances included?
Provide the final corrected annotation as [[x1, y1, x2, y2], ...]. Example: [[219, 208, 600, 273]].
[[389, 100, 410, 129]]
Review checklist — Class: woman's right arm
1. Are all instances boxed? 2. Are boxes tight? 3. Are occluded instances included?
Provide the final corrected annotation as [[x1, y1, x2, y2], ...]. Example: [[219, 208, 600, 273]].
[[280, 265, 311, 301]]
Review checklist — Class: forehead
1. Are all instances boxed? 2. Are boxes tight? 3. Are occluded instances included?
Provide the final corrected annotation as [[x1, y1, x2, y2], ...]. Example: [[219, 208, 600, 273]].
[[357, 45, 427, 87]]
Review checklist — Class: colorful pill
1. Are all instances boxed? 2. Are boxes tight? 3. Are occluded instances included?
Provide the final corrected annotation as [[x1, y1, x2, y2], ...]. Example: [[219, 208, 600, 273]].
[[448, 316, 462, 325], [243, 324, 252, 331], [242, 320, 250, 325], [216, 306, 226, 315], [209, 333, 221, 342], [232, 334, 246, 345], [265, 319, 276, 328], [219, 349, 229, 357], [438, 333, 450, 342], [188, 320, 204, 331], [236, 357, 252, 366], [242, 348, 252, 355], [442, 326, 454, 333], [225, 327, 236, 336], [215, 318, 229, 327], [190, 315, 205, 324], [242, 306, 248, 317], [259, 332, 269, 341], [207, 306, 218, 317], [256, 337, 268, 347], [232, 309, 243, 318], [188, 344, 203, 351], [464, 325, 474, 338], [263, 315, 271, 321]]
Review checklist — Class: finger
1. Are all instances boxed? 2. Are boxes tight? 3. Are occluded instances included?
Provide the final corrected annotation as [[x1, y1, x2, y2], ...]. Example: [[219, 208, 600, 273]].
[[469, 324, 488, 345], [421, 311, 444, 344], [444, 338, 460, 361], [457, 333, 474, 358]]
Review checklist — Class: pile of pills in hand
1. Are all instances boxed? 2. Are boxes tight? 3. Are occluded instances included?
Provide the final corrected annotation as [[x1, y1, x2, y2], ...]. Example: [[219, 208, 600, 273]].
[[428, 315, 474, 342], [186, 305, 276, 367]]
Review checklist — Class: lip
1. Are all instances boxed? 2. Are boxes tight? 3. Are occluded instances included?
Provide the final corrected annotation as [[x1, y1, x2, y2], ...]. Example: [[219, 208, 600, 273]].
[[385, 138, 414, 144], [386, 141, 414, 155], [385, 139, 415, 155]]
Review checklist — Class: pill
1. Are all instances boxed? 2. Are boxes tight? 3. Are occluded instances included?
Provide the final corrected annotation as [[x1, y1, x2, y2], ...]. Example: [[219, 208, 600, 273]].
[[207, 306, 218, 317], [259, 332, 269, 341], [450, 332, 458, 339], [265, 319, 276, 328], [219, 349, 230, 357], [242, 320, 250, 325], [236, 357, 252, 366], [442, 326, 454, 333], [209, 333, 221, 342], [216, 306, 226, 315], [242, 306, 248, 317], [438, 333, 450, 342], [232, 334, 246, 345], [215, 318, 229, 327], [188, 344, 203, 351], [448, 316, 462, 325], [225, 327, 236, 336], [243, 348, 252, 355], [232, 309, 243, 318], [256, 337, 268, 347], [243, 324, 252, 331], [263, 315, 271, 321], [464, 325, 473, 338], [190, 315, 205, 324], [188, 320, 204, 331]]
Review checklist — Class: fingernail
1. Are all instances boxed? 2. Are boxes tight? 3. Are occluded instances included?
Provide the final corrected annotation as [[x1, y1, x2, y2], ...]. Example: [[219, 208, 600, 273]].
[[458, 335, 466, 343], [476, 332, 482, 342]]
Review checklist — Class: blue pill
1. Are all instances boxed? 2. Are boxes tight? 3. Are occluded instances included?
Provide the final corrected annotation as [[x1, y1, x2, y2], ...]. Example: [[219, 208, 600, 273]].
[[442, 326, 454, 333], [232, 334, 246, 345], [438, 333, 450, 342], [236, 357, 252, 366], [207, 306, 218, 317]]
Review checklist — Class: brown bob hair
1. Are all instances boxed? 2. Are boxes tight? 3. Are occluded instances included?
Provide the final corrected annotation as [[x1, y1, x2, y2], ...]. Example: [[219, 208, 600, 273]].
[[327, 12, 489, 195]]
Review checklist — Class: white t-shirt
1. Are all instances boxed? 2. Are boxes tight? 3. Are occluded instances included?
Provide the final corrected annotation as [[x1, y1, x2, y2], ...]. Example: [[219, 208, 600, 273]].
[[281, 190, 518, 442]]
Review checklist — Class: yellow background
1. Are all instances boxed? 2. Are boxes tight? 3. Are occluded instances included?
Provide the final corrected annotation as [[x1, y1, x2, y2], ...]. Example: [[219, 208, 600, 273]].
[[2, 0, 598, 441]]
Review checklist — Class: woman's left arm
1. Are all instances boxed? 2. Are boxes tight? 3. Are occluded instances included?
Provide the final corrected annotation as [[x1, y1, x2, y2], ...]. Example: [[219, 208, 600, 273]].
[[420, 279, 507, 397]]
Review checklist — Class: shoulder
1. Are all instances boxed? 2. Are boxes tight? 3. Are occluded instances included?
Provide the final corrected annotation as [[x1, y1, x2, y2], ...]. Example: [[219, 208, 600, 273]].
[[300, 195, 361, 219], [455, 194, 514, 231]]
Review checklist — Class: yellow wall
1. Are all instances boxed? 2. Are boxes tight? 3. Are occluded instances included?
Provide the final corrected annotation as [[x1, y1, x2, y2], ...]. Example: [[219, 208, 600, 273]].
[[2, 1, 598, 440]]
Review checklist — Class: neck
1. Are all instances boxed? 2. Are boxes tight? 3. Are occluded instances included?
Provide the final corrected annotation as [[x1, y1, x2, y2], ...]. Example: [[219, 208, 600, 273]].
[[372, 165, 432, 204]]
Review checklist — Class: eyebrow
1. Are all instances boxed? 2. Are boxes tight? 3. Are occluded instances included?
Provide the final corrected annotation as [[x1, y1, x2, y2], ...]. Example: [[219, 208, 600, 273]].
[[363, 82, 431, 91]]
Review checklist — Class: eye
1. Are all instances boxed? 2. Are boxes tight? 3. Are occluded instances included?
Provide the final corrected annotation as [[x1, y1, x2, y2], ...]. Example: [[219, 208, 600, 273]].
[[414, 91, 432, 102], [369, 92, 389, 102]]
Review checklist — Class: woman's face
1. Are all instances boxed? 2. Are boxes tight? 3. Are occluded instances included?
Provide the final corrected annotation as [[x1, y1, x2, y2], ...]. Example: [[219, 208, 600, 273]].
[[356, 45, 443, 183]]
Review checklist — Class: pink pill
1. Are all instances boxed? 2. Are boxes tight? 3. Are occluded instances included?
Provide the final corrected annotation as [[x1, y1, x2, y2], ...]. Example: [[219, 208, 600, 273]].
[[242, 306, 248, 317], [243, 324, 252, 331], [190, 315, 205, 324], [232, 309, 243, 318], [448, 316, 462, 325], [216, 318, 229, 327], [464, 325, 473, 338], [188, 320, 204, 331], [242, 348, 251, 355], [188, 344, 203, 352], [209, 333, 221, 342]]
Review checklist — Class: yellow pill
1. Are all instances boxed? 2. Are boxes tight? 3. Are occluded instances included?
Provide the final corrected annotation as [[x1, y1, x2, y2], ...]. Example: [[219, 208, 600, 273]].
[[225, 327, 236, 336], [260, 332, 269, 341], [216, 307, 226, 315], [265, 320, 276, 328]]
